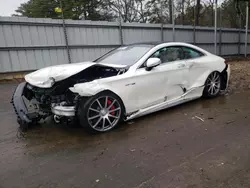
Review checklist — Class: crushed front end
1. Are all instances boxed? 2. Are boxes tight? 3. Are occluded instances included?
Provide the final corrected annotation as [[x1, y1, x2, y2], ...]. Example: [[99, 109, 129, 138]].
[[11, 81, 79, 131], [11, 63, 128, 131]]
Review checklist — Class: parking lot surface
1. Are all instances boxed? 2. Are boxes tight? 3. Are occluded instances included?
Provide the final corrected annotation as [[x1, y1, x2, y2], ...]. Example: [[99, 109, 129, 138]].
[[1, 61, 250, 188]]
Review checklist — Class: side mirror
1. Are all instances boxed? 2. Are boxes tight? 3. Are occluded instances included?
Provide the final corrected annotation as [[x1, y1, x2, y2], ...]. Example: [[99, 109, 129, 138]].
[[145, 58, 161, 71]]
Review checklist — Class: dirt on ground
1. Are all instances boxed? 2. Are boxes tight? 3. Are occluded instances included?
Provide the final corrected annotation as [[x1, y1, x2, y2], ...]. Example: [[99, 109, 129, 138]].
[[0, 60, 250, 188], [228, 60, 250, 93]]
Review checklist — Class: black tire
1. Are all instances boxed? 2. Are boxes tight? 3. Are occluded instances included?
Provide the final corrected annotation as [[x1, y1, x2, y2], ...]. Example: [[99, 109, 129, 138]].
[[203, 71, 221, 98], [77, 91, 125, 133]]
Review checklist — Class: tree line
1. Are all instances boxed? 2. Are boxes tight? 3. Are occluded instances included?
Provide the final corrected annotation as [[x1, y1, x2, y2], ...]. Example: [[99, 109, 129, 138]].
[[14, 0, 247, 28]]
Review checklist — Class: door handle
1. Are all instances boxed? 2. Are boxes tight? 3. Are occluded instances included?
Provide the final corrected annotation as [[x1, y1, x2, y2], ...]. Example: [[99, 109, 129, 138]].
[[178, 63, 185, 68]]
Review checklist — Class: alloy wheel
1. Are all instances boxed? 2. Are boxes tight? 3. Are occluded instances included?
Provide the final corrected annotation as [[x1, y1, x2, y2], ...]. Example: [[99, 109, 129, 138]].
[[206, 72, 221, 96], [87, 96, 121, 132]]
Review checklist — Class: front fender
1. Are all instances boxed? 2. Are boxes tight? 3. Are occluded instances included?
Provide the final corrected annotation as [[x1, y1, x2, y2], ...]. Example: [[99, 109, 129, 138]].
[[70, 80, 117, 97]]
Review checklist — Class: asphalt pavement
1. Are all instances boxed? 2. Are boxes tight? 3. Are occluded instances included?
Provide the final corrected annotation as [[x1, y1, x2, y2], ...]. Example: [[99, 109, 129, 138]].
[[1, 83, 250, 188]]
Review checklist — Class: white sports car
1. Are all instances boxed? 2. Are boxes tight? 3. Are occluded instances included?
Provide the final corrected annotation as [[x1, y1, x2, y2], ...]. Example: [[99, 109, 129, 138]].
[[12, 42, 230, 132]]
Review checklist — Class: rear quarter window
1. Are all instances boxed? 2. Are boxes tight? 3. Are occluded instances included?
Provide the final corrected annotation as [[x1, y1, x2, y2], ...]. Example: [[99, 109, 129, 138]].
[[182, 47, 204, 59]]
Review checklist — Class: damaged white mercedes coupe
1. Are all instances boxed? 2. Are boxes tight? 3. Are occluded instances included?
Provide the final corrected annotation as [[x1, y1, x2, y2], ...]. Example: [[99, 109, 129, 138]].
[[12, 42, 230, 132]]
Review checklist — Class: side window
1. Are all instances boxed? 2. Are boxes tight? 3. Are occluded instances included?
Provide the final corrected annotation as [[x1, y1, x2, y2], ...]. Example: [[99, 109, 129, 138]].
[[182, 47, 204, 59], [151, 47, 183, 64]]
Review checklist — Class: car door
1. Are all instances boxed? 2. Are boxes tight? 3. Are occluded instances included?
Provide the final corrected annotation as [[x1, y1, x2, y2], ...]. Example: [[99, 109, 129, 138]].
[[128, 65, 167, 111], [158, 46, 189, 102], [127, 46, 189, 111]]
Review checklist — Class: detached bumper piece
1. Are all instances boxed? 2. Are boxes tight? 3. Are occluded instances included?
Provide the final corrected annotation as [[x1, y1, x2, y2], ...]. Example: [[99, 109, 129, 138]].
[[220, 64, 230, 90], [11, 82, 39, 131]]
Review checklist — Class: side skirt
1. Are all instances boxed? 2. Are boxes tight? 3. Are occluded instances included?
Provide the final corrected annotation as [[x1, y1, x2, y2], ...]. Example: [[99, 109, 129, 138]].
[[125, 86, 204, 121]]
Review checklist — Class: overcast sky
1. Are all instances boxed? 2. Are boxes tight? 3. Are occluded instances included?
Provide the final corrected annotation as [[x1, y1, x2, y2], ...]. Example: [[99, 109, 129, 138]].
[[0, 0, 28, 16]]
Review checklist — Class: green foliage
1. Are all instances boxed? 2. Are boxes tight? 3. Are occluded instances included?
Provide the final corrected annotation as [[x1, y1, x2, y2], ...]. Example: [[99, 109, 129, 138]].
[[145, 0, 171, 24], [13, 0, 249, 28], [14, 0, 114, 20], [15, 0, 58, 18], [220, 0, 246, 28]]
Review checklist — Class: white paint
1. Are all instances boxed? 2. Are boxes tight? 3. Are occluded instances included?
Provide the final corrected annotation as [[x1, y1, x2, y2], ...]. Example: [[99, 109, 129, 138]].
[[25, 62, 127, 88], [25, 42, 231, 120], [70, 42, 229, 116], [146, 58, 161, 68]]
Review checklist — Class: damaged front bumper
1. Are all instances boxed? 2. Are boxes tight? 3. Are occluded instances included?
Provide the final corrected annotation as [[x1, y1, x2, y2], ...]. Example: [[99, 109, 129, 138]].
[[11, 82, 32, 123], [11, 82, 41, 130], [11, 82, 77, 130]]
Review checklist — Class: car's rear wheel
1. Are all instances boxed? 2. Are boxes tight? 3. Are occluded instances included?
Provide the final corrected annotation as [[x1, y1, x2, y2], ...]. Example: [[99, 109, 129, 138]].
[[203, 71, 221, 98], [77, 91, 124, 133]]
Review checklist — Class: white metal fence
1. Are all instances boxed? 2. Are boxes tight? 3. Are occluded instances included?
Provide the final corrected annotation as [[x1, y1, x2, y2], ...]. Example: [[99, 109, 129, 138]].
[[0, 17, 249, 73]]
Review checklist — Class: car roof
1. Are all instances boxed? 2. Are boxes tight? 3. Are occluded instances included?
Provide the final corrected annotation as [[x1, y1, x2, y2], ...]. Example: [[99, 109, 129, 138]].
[[124, 42, 161, 46], [123, 42, 193, 47]]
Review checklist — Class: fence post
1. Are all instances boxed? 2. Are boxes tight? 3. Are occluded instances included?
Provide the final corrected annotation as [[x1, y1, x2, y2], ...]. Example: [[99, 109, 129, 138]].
[[172, 1, 175, 42], [245, 1, 249, 58], [219, 10, 222, 56], [161, 23, 164, 42], [60, 1, 71, 64], [119, 22, 123, 45], [119, 14, 123, 45], [193, 1, 196, 45], [238, 17, 241, 56], [193, 27, 196, 45], [214, 0, 217, 54], [160, 1, 164, 42], [62, 19, 71, 64], [219, 28, 222, 56]]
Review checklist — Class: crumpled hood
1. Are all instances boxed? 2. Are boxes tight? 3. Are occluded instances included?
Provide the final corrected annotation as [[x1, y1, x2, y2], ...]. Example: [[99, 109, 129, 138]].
[[25, 61, 127, 88]]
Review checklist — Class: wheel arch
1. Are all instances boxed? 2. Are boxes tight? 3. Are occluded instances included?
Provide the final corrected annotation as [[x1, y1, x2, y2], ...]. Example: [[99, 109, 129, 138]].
[[201, 67, 227, 89], [91, 89, 127, 116], [76, 89, 126, 133], [203, 70, 221, 85], [71, 82, 127, 116], [202, 70, 221, 98]]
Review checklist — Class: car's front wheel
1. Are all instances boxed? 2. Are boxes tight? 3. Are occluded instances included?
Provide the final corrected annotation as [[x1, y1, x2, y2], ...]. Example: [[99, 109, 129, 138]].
[[203, 71, 221, 98], [77, 91, 124, 133]]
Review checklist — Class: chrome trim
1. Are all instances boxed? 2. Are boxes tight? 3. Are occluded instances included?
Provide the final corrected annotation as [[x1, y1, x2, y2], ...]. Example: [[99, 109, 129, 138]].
[[51, 105, 75, 117]]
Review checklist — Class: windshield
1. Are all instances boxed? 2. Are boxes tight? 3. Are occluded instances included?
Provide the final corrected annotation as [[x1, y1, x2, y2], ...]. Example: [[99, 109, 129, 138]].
[[95, 45, 154, 66]]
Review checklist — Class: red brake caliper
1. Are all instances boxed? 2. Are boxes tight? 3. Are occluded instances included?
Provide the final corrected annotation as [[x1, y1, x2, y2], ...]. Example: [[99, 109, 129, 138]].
[[107, 99, 115, 115]]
